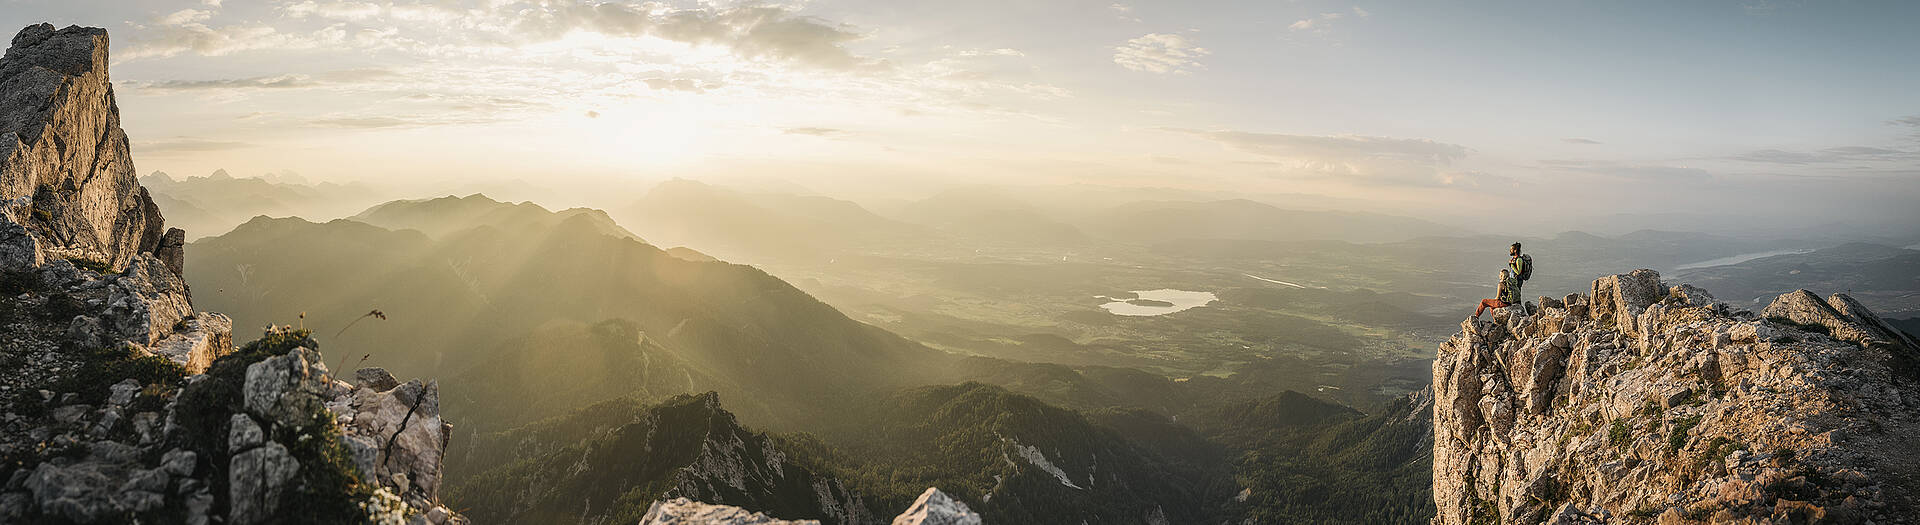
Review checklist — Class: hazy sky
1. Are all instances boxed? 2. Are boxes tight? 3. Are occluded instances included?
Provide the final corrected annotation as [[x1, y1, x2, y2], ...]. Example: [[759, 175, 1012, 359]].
[[4, 0, 1917, 229]]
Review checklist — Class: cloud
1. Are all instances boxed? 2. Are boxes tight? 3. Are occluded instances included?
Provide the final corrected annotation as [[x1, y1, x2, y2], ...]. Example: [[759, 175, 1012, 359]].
[[308, 116, 411, 129], [124, 69, 398, 92], [131, 3, 884, 73], [1176, 128, 1480, 186], [641, 77, 720, 92], [1731, 146, 1913, 165], [281, 1, 383, 21], [1113, 33, 1210, 74], [157, 9, 213, 26], [495, 3, 883, 71], [136, 138, 253, 153], [1893, 115, 1920, 140], [1562, 138, 1603, 145], [121, 23, 328, 61], [1290, 12, 1344, 32], [128, 74, 315, 91], [305, 115, 500, 129], [957, 48, 1024, 57], [1291, 10, 1364, 33], [1110, 3, 1141, 22], [1192, 130, 1469, 164], [1539, 159, 1712, 181], [781, 127, 844, 137]]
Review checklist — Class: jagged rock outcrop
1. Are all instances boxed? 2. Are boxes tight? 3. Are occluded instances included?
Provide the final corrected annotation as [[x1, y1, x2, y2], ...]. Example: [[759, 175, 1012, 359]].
[[890, 487, 982, 525], [0, 23, 170, 270], [0, 23, 463, 525], [636, 487, 982, 525], [0, 22, 220, 371], [450, 392, 874, 524], [220, 340, 460, 523], [641, 498, 823, 525], [1433, 269, 1920, 524]]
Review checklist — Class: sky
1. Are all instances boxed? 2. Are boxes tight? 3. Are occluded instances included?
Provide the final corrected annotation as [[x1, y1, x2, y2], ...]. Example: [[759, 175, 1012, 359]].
[[3, 0, 1917, 233]]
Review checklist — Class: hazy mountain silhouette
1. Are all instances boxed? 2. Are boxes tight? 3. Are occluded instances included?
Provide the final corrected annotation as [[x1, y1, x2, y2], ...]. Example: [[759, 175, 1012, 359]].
[[187, 197, 950, 433], [140, 170, 383, 239]]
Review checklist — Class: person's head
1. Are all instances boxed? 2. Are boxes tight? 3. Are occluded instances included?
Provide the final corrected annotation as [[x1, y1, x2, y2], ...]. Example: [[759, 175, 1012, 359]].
[[1510, 242, 1522, 257], [1499, 269, 1510, 281]]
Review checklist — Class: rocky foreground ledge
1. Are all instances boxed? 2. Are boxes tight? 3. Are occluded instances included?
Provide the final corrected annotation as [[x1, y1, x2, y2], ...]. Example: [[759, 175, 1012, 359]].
[[1433, 269, 1919, 524], [0, 23, 462, 524]]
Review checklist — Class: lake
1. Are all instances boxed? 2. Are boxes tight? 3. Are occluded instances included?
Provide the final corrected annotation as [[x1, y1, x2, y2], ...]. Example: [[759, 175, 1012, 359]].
[[1098, 289, 1218, 316], [1673, 249, 1815, 271]]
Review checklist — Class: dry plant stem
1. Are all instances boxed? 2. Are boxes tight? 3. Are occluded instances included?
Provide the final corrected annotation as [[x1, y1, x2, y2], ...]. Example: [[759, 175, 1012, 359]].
[[327, 310, 387, 395]]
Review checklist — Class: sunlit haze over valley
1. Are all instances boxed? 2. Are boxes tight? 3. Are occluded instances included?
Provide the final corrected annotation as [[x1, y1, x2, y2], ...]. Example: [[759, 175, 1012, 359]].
[[0, 1, 1916, 524]]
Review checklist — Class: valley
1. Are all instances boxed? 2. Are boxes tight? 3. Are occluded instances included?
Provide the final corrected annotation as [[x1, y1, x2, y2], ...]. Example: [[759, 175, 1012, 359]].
[[167, 178, 1920, 524], [3, 6, 1916, 524]]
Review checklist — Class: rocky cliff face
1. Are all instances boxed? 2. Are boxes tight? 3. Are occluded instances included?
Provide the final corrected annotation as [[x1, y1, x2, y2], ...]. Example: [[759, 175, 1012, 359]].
[[0, 24, 169, 271], [1432, 269, 1919, 524], [0, 23, 461, 525]]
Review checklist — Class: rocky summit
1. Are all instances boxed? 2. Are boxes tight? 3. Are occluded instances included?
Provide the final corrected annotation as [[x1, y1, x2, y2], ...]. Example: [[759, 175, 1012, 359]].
[[1, 23, 168, 271], [0, 24, 461, 524], [1432, 269, 1919, 524]]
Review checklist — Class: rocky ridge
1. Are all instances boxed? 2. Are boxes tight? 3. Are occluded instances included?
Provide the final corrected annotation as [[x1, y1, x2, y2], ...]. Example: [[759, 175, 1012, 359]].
[[1432, 269, 1919, 524], [637, 487, 984, 525], [0, 23, 461, 524]]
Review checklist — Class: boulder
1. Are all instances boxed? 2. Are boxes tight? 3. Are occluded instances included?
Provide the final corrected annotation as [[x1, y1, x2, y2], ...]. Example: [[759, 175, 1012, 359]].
[[156, 227, 184, 277], [1590, 269, 1663, 333], [149, 312, 233, 373], [1669, 283, 1718, 308], [26, 461, 120, 523], [105, 378, 139, 406], [227, 443, 299, 525], [346, 379, 449, 503], [228, 414, 263, 453], [1826, 293, 1919, 351], [1762, 290, 1897, 350], [353, 367, 400, 391], [242, 346, 331, 423], [100, 255, 193, 346]]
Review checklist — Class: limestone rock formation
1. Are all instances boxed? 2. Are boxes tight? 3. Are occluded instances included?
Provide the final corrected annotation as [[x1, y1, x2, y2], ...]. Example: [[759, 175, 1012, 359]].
[[641, 498, 824, 525], [637, 487, 982, 525], [0, 23, 169, 270], [1432, 269, 1919, 524], [891, 487, 983, 525]]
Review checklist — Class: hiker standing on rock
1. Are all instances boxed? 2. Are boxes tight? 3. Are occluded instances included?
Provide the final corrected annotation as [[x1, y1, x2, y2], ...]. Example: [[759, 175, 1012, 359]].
[[1474, 243, 1532, 318]]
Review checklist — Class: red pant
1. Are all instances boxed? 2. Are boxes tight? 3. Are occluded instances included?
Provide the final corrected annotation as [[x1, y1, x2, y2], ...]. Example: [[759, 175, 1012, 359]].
[[1475, 298, 1509, 317]]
